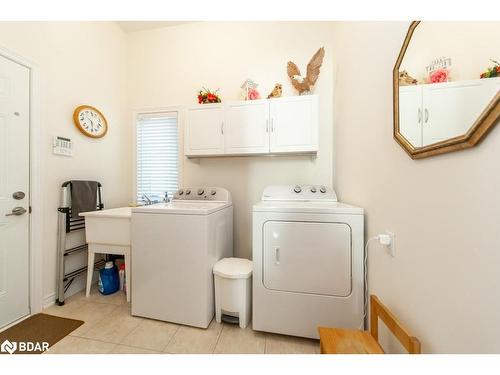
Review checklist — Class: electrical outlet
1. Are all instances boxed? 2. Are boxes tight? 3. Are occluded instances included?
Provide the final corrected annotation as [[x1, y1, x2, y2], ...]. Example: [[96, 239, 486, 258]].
[[385, 230, 395, 257]]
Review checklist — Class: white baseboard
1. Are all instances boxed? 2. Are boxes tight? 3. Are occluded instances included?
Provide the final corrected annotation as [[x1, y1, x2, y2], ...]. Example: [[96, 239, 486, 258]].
[[42, 277, 90, 310], [42, 292, 56, 309]]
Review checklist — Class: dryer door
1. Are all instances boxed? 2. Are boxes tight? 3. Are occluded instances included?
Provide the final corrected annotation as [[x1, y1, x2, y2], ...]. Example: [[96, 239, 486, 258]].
[[262, 221, 352, 297]]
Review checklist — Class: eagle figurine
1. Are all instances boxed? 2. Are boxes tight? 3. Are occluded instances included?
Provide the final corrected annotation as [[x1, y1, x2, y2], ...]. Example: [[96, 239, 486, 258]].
[[287, 47, 325, 95]]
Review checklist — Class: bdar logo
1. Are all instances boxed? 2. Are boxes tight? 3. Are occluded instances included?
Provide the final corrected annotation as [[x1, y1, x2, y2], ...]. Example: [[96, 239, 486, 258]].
[[1, 339, 17, 354]]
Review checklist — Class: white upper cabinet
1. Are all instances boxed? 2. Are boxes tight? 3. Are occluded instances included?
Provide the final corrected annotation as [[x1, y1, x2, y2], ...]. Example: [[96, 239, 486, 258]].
[[422, 80, 495, 146], [225, 100, 270, 155], [269, 95, 319, 153], [184, 104, 225, 156], [399, 86, 423, 147], [184, 95, 319, 157], [398, 78, 499, 148]]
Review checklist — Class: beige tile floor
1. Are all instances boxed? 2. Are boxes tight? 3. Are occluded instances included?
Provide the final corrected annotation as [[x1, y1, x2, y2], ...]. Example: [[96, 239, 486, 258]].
[[43, 287, 319, 354]]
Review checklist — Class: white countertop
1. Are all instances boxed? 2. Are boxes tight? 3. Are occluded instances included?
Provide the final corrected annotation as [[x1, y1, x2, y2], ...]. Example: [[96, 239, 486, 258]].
[[79, 206, 131, 219], [132, 201, 232, 215]]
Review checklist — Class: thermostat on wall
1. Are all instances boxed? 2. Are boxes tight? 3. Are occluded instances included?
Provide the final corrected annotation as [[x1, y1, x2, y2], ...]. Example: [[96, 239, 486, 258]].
[[53, 136, 73, 156]]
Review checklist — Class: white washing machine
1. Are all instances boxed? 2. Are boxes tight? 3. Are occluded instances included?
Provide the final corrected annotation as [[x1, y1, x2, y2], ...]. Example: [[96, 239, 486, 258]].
[[131, 187, 233, 328], [252, 185, 364, 339]]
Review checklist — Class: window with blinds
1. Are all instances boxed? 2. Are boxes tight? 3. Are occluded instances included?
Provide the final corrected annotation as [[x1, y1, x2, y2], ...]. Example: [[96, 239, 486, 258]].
[[135, 112, 179, 203]]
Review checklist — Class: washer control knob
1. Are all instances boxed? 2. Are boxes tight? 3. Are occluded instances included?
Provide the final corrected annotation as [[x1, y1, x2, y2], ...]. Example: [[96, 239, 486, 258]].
[[210, 190, 216, 196], [320, 186, 327, 193], [185, 189, 191, 195], [178, 189, 184, 195], [310, 186, 317, 193], [293, 185, 302, 193], [197, 188, 204, 196]]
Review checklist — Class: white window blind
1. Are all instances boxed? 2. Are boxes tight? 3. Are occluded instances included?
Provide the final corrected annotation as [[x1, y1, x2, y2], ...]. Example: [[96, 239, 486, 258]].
[[136, 112, 179, 203]]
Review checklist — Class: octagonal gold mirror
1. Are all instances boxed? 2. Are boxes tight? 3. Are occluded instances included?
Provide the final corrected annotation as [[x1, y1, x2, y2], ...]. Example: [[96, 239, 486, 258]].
[[394, 21, 500, 159]]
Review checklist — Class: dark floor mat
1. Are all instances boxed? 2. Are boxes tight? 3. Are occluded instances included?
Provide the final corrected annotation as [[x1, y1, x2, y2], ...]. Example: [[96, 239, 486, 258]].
[[0, 313, 83, 354]]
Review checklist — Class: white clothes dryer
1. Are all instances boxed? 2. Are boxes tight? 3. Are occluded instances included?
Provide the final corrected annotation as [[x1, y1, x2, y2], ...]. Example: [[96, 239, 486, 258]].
[[252, 185, 364, 339]]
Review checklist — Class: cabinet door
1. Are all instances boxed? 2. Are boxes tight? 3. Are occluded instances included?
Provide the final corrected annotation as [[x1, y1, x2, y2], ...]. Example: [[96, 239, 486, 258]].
[[225, 100, 269, 154], [269, 95, 318, 153], [422, 80, 495, 146], [263, 221, 352, 297], [490, 77, 500, 100], [398, 85, 423, 147], [185, 105, 224, 156]]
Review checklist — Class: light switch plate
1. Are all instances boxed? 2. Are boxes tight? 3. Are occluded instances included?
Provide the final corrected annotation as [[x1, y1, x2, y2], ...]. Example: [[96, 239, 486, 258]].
[[53, 136, 73, 156]]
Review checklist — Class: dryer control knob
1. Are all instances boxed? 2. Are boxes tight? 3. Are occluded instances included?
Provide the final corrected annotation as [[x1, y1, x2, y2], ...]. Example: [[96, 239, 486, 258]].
[[210, 190, 216, 196], [178, 189, 184, 195], [310, 187, 317, 193], [185, 189, 191, 195], [320, 186, 327, 193], [197, 189, 204, 195], [293, 185, 302, 193]]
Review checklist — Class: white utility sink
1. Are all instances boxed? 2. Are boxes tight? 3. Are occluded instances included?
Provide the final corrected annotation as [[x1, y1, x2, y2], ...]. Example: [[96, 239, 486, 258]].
[[80, 207, 131, 246]]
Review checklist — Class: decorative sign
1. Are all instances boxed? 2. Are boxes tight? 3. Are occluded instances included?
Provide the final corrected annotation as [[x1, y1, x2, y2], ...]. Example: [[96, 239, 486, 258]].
[[425, 56, 452, 74]]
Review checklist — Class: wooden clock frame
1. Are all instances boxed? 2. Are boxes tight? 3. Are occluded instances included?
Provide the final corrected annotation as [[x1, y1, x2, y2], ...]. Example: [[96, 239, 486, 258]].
[[73, 105, 108, 139]]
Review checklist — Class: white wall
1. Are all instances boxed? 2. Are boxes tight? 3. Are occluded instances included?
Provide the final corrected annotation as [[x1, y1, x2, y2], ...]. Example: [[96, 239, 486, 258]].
[[400, 22, 500, 82], [3, 20, 498, 353], [127, 21, 335, 258], [0, 22, 131, 303], [333, 21, 500, 353]]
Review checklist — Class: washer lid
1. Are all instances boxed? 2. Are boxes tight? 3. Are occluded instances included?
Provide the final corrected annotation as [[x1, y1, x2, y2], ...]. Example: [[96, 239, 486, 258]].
[[132, 201, 232, 215], [213, 257, 253, 279], [253, 200, 363, 215]]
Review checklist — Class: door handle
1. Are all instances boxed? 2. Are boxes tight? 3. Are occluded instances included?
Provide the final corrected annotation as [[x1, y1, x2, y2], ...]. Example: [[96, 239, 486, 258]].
[[270, 118, 274, 132], [266, 119, 269, 132], [221, 122, 224, 135], [275, 247, 280, 265], [424, 108, 429, 124], [418, 108, 422, 124], [6, 207, 27, 216]]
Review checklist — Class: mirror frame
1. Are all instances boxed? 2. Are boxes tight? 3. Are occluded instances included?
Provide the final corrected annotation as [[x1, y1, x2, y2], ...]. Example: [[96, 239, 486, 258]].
[[393, 21, 500, 159]]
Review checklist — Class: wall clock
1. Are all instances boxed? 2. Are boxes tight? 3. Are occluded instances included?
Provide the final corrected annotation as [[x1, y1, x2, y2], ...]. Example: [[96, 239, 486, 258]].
[[73, 105, 108, 138]]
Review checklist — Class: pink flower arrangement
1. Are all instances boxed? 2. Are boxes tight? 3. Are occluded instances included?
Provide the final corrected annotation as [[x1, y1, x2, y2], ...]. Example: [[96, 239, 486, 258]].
[[428, 69, 450, 84], [247, 88, 261, 100]]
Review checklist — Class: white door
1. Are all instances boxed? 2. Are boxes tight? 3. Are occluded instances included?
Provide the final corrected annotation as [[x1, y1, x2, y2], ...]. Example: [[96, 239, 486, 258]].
[[398, 85, 423, 147], [422, 80, 495, 146], [184, 105, 224, 156], [269, 95, 319, 153], [0, 55, 30, 328], [224, 100, 269, 154], [263, 221, 352, 297]]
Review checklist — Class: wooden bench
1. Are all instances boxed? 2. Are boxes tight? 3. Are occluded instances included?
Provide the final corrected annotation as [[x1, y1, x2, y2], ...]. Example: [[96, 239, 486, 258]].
[[318, 295, 421, 354]]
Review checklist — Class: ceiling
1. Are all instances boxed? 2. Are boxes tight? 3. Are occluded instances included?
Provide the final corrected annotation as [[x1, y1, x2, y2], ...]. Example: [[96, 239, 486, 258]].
[[116, 21, 194, 33]]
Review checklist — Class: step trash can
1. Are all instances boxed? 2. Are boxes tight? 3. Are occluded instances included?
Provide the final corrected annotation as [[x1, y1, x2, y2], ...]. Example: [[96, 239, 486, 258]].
[[213, 257, 253, 329]]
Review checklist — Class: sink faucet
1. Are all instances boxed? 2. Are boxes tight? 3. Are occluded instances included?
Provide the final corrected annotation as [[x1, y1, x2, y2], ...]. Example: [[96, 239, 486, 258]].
[[142, 194, 153, 205], [163, 191, 170, 203]]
